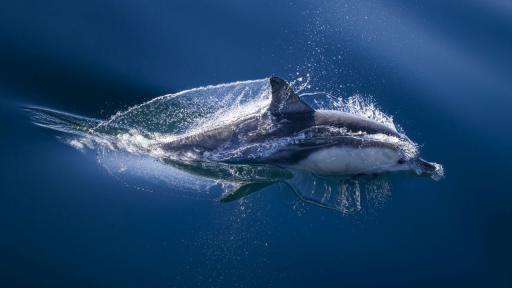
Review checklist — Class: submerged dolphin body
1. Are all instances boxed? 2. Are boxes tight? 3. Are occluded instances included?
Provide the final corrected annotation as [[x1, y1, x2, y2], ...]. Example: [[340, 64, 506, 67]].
[[163, 77, 442, 179]]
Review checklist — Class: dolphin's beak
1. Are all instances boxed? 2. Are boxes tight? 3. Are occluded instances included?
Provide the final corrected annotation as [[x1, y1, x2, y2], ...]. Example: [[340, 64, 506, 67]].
[[412, 158, 444, 181]]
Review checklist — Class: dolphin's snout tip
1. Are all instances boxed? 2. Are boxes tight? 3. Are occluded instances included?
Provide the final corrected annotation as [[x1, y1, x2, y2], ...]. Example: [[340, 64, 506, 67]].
[[413, 158, 445, 181]]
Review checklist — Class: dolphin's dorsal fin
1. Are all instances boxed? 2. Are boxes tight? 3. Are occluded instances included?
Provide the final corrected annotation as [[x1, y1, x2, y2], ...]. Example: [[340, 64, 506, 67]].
[[268, 76, 313, 115]]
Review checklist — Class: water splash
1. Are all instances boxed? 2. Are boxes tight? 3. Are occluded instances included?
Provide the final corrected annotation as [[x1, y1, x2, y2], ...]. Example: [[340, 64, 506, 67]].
[[93, 78, 271, 136]]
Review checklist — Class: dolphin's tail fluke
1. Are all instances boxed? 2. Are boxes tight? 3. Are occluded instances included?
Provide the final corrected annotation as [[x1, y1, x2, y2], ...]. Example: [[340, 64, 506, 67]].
[[411, 158, 445, 181], [25, 106, 101, 135]]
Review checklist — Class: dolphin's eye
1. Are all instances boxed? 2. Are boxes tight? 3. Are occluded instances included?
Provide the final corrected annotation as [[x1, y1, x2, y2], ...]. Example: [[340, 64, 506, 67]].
[[397, 159, 406, 164]]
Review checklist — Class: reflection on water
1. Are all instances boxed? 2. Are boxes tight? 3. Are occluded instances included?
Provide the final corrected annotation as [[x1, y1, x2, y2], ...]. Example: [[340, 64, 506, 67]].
[[286, 170, 390, 214]]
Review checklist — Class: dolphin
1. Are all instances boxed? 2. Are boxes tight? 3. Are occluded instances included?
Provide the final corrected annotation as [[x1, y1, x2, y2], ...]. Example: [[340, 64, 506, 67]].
[[162, 76, 442, 180], [25, 76, 443, 209]]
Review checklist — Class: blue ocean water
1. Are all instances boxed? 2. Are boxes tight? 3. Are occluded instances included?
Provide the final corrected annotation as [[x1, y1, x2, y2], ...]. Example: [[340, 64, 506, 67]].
[[1, 0, 511, 287]]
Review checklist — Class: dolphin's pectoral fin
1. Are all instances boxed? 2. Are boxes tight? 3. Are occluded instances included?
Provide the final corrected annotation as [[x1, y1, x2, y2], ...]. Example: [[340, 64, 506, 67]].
[[268, 76, 314, 115], [220, 181, 276, 203]]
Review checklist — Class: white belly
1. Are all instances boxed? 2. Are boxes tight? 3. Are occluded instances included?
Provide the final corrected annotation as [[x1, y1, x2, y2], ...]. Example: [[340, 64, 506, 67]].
[[289, 147, 406, 175]]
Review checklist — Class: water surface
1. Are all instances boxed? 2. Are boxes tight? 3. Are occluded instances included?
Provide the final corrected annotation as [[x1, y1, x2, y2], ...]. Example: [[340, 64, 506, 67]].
[[1, 0, 511, 287]]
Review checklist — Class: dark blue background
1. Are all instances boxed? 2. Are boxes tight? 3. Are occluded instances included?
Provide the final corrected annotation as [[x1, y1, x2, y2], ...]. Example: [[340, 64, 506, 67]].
[[1, 0, 511, 287]]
